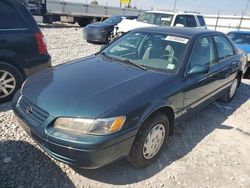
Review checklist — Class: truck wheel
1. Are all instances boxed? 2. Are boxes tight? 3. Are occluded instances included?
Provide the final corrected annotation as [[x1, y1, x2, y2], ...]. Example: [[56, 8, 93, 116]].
[[43, 15, 53, 24], [77, 18, 93, 27], [0, 62, 23, 103], [128, 112, 169, 168]]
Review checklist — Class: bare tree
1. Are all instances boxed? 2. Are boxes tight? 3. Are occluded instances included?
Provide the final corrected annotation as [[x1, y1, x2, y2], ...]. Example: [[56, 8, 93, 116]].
[[90, 0, 98, 5]]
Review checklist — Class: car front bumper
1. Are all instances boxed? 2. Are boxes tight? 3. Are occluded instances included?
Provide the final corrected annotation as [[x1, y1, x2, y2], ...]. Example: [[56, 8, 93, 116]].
[[83, 29, 108, 44], [12, 93, 136, 169]]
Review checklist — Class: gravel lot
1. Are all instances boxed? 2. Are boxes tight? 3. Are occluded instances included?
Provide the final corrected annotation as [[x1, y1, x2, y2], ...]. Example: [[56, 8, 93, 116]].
[[1, 26, 250, 188]]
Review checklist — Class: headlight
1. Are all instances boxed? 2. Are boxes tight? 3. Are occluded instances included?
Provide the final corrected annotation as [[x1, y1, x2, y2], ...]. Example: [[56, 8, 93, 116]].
[[54, 116, 126, 135]]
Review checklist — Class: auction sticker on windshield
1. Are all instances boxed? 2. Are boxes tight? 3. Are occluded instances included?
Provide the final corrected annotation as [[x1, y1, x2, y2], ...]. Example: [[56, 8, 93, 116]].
[[165, 36, 189, 44]]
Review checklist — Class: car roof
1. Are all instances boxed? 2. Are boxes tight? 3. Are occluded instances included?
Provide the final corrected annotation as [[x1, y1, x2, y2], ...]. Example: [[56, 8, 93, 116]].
[[112, 15, 136, 17], [145, 10, 204, 16], [2, 0, 40, 32], [133, 27, 221, 38], [228, 30, 250, 34]]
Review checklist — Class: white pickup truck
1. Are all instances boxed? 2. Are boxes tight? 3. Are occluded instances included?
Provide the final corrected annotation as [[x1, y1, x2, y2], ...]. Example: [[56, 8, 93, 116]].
[[111, 11, 207, 40]]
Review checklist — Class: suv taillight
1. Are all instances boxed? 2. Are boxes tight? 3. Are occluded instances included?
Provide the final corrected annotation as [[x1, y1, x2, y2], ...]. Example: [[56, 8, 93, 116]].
[[35, 32, 47, 54]]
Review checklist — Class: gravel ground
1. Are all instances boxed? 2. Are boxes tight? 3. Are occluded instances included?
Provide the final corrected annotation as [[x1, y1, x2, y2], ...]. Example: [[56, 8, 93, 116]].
[[1, 26, 250, 188]]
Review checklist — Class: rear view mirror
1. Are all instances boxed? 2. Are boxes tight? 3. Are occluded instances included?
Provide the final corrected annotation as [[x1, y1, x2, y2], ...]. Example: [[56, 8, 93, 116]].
[[188, 64, 209, 75]]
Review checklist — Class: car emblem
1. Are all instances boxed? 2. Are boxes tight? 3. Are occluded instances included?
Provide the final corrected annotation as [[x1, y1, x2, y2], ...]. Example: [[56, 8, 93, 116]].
[[26, 106, 33, 114]]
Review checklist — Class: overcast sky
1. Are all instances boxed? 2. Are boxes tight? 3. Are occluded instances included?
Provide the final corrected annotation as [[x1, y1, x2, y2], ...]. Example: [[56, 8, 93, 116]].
[[90, 0, 250, 15]]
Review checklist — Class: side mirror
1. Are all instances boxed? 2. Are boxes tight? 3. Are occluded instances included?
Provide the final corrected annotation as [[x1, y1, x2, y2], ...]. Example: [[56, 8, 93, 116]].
[[100, 45, 107, 51], [188, 64, 209, 75], [175, 23, 185, 27]]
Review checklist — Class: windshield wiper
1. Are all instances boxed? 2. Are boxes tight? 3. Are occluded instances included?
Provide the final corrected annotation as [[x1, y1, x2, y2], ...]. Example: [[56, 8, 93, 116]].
[[97, 52, 113, 62], [97, 52, 147, 71], [120, 59, 148, 71]]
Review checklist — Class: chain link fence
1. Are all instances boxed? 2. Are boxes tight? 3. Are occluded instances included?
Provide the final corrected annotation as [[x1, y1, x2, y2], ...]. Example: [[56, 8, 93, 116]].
[[205, 13, 250, 33]]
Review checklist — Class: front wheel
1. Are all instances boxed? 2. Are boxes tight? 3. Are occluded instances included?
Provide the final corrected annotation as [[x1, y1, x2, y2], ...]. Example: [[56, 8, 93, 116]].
[[128, 112, 169, 168]]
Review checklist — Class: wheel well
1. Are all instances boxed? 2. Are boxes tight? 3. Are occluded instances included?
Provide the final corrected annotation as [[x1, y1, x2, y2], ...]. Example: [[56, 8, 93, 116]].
[[237, 71, 242, 79], [145, 106, 175, 136], [0, 59, 26, 81], [237, 71, 243, 87]]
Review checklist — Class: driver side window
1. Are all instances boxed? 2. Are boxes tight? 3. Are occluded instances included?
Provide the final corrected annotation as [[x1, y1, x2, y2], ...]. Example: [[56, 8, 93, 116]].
[[189, 36, 216, 67]]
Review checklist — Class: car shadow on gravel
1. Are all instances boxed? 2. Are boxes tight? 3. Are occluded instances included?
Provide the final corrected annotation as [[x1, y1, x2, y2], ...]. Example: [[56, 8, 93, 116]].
[[74, 82, 250, 185], [0, 102, 12, 112], [0, 141, 74, 188]]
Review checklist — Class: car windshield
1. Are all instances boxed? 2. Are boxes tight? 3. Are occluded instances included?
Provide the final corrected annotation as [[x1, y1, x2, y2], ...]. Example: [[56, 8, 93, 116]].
[[137, 12, 174, 26], [103, 16, 122, 24], [228, 32, 250, 45], [101, 31, 189, 73]]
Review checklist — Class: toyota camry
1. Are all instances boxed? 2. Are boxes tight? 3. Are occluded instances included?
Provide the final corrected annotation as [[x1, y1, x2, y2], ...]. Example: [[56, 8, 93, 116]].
[[13, 27, 247, 169]]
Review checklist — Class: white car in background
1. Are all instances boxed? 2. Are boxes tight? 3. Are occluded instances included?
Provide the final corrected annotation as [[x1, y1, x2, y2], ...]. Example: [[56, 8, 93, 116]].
[[111, 11, 207, 40]]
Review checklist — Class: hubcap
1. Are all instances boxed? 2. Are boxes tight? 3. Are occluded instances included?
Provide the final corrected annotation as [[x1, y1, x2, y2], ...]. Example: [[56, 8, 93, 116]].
[[229, 78, 238, 98], [108, 34, 114, 43], [0, 70, 16, 99], [143, 124, 166, 159]]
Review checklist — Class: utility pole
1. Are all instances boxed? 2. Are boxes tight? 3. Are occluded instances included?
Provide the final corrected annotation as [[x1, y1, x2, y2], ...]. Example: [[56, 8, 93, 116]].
[[173, 0, 177, 11], [244, 0, 250, 15]]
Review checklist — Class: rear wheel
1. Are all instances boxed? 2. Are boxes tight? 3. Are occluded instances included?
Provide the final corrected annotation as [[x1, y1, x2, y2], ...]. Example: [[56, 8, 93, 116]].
[[0, 62, 23, 103], [244, 67, 250, 79], [128, 112, 169, 168], [221, 76, 240, 102]]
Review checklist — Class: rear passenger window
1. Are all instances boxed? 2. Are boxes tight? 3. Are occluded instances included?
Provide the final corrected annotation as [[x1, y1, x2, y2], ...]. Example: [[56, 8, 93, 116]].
[[214, 35, 234, 60], [0, 2, 27, 29], [186, 16, 197, 27], [197, 16, 206, 26]]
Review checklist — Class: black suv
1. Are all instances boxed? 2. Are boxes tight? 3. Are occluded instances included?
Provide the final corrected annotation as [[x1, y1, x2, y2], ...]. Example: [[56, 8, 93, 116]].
[[0, 0, 51, 102]]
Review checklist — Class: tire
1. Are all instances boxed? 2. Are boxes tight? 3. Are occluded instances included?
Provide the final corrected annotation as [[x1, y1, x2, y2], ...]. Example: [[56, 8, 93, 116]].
[[243, 67, 250, 79], [0, 62, 23, 103], [221, 76, 240, 103], [106, 33, 112, 44], [106, 32, 115, 44], [78, 20, 88, 27], [128, 112, 169, 168], [77, 18, 93, 27]]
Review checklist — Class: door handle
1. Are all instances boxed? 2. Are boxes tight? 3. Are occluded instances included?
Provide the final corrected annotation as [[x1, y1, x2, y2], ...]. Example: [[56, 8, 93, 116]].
[[231, 61, 239, 69]]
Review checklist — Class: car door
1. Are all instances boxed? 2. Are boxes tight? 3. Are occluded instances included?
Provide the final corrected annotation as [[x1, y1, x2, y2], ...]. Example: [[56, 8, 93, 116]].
[[181, 36, 218, 115], [212, 35, 239, 90]]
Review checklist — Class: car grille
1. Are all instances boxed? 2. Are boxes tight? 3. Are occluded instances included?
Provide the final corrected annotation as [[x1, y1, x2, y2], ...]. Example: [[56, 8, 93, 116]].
[[18, 96, 49, 126]]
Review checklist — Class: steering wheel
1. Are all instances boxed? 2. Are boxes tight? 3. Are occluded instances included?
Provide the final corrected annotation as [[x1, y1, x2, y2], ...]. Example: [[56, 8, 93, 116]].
[[160, 54, 179, 63]]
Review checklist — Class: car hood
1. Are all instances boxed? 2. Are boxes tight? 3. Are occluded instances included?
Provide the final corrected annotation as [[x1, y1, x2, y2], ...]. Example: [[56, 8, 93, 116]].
[[236, 44, 250, 54], [21, 55, 171, 118], [86, 22, 115, 29], [117, 19, 156, 33]]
